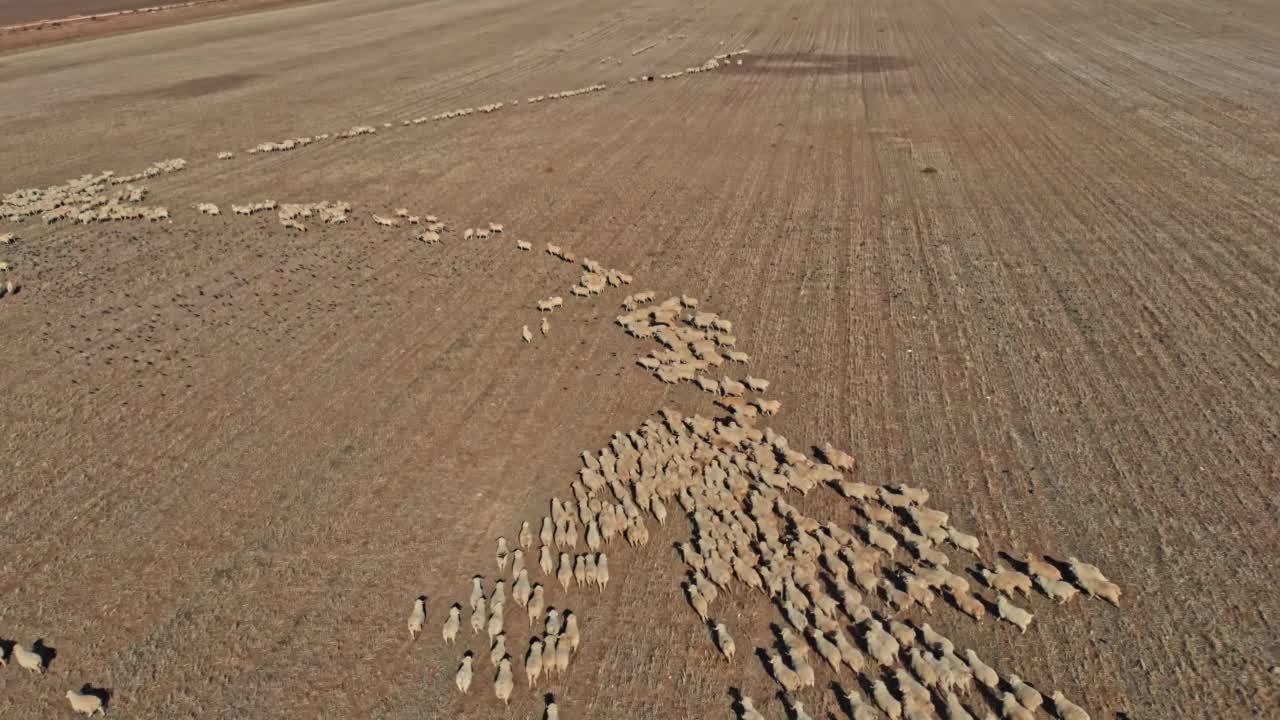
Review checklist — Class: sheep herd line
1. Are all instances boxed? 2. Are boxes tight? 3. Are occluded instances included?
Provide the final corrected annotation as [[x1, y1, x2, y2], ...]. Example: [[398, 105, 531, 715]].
[[400, 234, 1120, 720], [0, 46, 749, 304]]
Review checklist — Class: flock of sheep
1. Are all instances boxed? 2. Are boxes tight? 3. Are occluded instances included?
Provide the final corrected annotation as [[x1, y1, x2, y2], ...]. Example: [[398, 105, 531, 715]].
[[0, 48, 746, 306], [0, 640, 106, 715], [1, 39, 1120, 719], [388, 226, 1119, 719]]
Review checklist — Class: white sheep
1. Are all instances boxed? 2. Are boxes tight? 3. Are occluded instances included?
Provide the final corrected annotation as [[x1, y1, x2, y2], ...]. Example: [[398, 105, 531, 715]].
[[965, 649, 1000, 689], [455, 653, 473, 693], [464, 228, 475, 240], [408, 597, 427, 639], [65, 690, 105, 716], [494, 657, 514, 705], [744, 376, 770, 393], [13, 643, 43, 673], [522, 325, 533, 343], [713, 622, 735, 661], [372, 214, 398, 227], [525, 639, 544, 686], [442, 605, 461, 643], [516, 240, 533, 251], [1050, 692, 1090, 720], [489, 223, 504, 233]]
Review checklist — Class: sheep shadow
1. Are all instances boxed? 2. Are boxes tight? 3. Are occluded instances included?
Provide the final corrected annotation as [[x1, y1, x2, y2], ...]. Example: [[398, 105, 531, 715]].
[[830, 680, 854, 717], [542, 692, 557, 718], [0, 638, 13, 663], [78, 684, 112, 710], [33, 638, 57, 669], [727, 687, 750, 718]]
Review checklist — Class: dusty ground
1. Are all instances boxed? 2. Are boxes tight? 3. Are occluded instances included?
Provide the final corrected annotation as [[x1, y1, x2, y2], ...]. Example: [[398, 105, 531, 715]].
[[1, 0, 1278, 718]]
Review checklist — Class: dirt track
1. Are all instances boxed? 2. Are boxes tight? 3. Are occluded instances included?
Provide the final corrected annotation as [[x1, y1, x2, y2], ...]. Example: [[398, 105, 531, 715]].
[[1, 0, 1278, 718]]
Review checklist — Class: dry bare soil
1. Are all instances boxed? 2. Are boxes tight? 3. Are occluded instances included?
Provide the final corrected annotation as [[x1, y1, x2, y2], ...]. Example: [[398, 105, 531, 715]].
[[1, 0, 1277, 718]]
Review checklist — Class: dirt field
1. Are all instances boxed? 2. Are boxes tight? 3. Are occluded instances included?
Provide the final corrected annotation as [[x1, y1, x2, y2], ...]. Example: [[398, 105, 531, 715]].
[[1, 0, 1278, 718]]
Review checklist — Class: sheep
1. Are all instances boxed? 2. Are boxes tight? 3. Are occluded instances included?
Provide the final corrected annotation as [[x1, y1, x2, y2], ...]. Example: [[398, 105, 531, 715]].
[[525, 639, 544, 686], [946, 527, 981, 555], [13, 643, 43, 673], [954, 591, 987, 621], [1050, 692, 1090, 720], [511, 550, 526, 581], [720, 377, 747, 397], [518, 521, 533, 549], [522, 325, 533, 343], [477, 228, 492, 240], [1000, 692, 1035, 720], [820, 443, 856, 470], [490, 223, 505, 233], [965, 649, 1000, 689], [541, 317, 550, 336], [490, 633, 507, 668], [494, 657, 514, 705], [455, 653, 474, 693], [196, 202, 220, 216], [514, 570, 532, 607], [408, 596, 427, 639], [471, 598, 487, 635], [487, 605, 505, 642], [443, 604, 461, 643], [945, 692, 975, 720], [564, 612, 581, 653], [596, 553, 610, 590], [1023, 553, 1063, 581], [516, 240, 533, 251], [527, 584, 545, 624], [738, 696, 766, 720], [1035, 575, 1080, 604], [464, 228, 475, 240], [537, 297, 564, 312], [713, 622, 735, 661], [554, 634, 572, 673], [754, 398, 782, 415], [864, 620, 901, 667], [65, 690, 105, 716], [872, 679, 904, 720], [545, 700, 560, 720], [372, 214, 399, 227], [542, 634, 558, 675], [725, 349, 750, 363], [978, 566, 1030, 598], [1066, 557, 1121, 606], [217, 151, 235, 159], [744, 376, 770, 393], [495, 537, 510, 571], [768, 651, 802, 692], [696, 376, 721, 394], [811, 629, 843, 671], [1007, 675, 1043, 713]]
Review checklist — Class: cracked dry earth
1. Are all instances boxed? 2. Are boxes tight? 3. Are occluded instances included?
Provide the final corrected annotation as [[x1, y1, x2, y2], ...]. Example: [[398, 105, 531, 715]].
[[1, 0, 1278, 718]]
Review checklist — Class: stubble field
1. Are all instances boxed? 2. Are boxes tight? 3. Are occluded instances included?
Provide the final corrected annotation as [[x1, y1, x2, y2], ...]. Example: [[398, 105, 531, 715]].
[[0, 0, 1277, 718]]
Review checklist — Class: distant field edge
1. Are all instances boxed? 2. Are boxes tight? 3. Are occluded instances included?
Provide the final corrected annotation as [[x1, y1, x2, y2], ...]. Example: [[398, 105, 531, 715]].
[[0, 0, 330, 53]]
